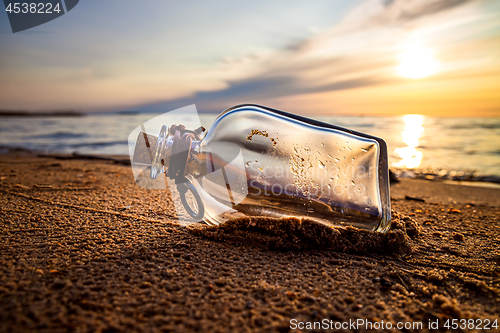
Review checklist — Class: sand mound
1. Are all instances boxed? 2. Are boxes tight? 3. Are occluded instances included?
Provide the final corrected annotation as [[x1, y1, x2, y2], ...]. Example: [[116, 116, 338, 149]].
[[188, 216, 418, 255]]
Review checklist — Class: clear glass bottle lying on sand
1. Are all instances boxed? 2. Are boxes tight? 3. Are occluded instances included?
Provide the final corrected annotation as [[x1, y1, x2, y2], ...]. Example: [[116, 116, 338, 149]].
[[146, 104, 391, 232]]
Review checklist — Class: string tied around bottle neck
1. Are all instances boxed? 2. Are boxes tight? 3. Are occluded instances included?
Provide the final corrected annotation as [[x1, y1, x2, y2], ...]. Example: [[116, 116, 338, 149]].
[[166, 124, 205, 184]]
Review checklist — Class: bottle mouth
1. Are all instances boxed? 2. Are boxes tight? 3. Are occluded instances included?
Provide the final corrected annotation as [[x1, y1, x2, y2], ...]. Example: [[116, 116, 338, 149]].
[[150, 125, 169, 179]]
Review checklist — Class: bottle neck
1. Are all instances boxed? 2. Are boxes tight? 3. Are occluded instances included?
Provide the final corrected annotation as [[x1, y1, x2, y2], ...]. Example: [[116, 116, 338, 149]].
[[150, 125, 171, 179], [168, 139, 202, 183], [150, 125, 202, 182]]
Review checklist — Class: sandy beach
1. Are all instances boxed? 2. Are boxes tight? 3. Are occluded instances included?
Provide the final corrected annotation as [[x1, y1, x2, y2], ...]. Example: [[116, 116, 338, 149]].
[[1, 151, 499, 332]]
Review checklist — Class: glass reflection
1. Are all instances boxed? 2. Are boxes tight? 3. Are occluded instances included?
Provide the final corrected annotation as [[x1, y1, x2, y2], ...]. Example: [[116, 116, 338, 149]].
[[393, 115, 424, 168]]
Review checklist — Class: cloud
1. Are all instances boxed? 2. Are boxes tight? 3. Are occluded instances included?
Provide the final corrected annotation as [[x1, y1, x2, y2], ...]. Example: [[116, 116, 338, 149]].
[[134, 75, 395, 113], [135, 0, 484, 113], [333, 0, 475, 32], [1, 0, 491, 113], [395, 0, 471, 20]]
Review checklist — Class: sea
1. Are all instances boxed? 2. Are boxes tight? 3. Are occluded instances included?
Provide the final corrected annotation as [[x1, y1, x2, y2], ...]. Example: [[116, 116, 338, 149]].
[[1, 113, 499, 182]]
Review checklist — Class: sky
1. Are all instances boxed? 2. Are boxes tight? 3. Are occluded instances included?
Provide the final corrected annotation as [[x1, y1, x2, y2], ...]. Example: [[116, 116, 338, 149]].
[[0, 0, 499, 116]]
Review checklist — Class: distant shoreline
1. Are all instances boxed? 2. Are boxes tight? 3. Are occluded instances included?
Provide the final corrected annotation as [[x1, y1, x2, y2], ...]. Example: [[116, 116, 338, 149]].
[[1, 145, 499, 186], [0, 110, 84, 117]]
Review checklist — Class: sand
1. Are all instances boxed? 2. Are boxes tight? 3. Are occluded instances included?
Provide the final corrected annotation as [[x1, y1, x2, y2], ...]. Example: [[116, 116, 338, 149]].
[[0, 151, 499, 332]]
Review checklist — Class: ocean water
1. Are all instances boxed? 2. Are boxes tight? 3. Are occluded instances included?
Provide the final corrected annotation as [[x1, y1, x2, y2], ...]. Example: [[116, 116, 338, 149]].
[[0, 113, 499, 179]]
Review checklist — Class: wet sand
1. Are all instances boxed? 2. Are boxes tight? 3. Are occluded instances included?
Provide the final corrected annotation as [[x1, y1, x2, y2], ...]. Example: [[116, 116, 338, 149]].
[[0, 152, 499, 332]]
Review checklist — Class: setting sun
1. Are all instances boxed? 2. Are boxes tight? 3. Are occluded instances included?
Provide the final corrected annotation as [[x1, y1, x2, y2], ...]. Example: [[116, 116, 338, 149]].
[[397, 46, 438, 79]]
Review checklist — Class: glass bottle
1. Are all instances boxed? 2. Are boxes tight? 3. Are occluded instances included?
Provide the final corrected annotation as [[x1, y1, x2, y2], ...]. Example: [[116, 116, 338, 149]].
[[146, 104, 391, 232]]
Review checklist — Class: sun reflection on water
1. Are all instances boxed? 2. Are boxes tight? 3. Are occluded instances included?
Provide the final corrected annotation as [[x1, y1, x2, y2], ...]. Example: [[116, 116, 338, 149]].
[[393, 115, 424, 168]]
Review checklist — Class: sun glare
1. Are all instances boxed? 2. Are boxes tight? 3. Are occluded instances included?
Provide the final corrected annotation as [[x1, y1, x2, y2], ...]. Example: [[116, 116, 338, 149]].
[[397, 46, 438, 79], [393, 114, 424, 169]]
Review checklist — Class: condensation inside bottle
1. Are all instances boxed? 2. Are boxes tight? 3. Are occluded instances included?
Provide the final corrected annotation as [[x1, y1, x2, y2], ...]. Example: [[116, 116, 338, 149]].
[[183, 106, 391, 232]]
